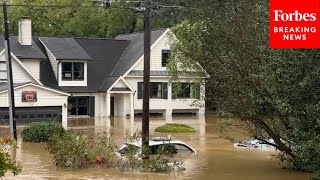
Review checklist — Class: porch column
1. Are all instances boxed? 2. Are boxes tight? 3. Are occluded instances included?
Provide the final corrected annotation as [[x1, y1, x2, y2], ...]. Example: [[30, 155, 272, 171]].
[[106, 93, 111, 119], [62, 101, 68, 128], [130, 93, 134, 117]]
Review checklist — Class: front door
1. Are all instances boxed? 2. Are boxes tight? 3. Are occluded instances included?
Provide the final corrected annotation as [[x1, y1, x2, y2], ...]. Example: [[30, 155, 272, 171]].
[[68, 97, 89, 116]]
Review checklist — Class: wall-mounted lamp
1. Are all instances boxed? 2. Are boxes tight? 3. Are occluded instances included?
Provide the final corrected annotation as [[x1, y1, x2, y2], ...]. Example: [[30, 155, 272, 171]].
[[63, 103, 67, 108]]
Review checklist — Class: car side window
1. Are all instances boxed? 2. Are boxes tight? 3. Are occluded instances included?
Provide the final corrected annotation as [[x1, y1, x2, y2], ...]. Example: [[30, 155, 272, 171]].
[[174, 144, 194, 154], [118, 144, 140, 155], [153, 144, 177, 155]]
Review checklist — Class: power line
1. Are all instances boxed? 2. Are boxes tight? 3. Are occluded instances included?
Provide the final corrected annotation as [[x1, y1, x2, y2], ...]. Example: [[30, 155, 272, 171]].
[[0, 3, 186, 11]]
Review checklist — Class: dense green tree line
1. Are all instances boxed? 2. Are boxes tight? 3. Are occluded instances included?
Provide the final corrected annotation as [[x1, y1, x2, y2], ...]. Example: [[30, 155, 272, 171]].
[[0, 0, 187, 38], [168, 0, 320, 172]]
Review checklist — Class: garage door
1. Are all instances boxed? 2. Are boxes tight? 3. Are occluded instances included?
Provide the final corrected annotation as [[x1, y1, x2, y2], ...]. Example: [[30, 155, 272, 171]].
[[0, 106, 62, 123]]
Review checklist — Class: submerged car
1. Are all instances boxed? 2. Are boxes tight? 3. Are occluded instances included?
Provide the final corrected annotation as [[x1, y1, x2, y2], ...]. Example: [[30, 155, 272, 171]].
[[234, 138, 276, 151], [116, 137, 197, 158]]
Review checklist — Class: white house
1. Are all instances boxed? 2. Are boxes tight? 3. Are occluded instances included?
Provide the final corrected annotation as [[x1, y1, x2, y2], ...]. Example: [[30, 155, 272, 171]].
[[0, 18, 206, 127]]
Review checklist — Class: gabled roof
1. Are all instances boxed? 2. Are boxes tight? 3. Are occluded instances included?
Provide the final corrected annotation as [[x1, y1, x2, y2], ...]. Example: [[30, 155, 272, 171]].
[[68, 38, 129, 92], [0, 82, 69, 96], [35, 29, 168, 93], [39, 37, 93, 61], [113, 29, 167, 76], [0, 36, 46, 59]]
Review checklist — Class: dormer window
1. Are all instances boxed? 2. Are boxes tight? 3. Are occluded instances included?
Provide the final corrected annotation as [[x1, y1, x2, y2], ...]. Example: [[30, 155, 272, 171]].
[[0, 62, 7, 81], [162, 50, 171, 67], [62, 62, 84, 81]]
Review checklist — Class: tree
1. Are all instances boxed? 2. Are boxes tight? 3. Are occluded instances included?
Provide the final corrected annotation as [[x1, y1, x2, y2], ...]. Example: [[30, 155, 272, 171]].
[[168, 0, 320, 172], [0, 136, 22, 177], [1, 0, 188, 38]]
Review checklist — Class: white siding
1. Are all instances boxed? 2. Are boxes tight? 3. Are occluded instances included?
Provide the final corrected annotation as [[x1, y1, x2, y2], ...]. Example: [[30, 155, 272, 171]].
[[112, 93, 131, 117], [58, 61, 88, 86], [133, 33, 170, 71], [0, 53, 37, 83], [22, 59, 41, 80], [0, 84, 68, 127], [43, 46, 58, 78], [114, 79, 128, 88], [125, 77, 205, 115]]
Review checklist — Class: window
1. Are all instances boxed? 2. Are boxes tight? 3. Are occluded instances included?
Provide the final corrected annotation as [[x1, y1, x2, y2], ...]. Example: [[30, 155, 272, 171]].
[[150, 82, 162, 98], [62, 62, 84, 81], [137, 82, 168, 99], [68, 96, 89, 116], [172, 83, 200, 99], [162, 50, 171, 67], [0, 62, 7, 80]]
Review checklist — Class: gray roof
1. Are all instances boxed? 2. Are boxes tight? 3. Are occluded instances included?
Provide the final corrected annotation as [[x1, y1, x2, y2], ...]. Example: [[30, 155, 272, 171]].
[[39, 37, 93, 60], [71, 38, 129, 92], [0, 36, 46, 59], [128, 70, 169, 76], [110, 87, 131, 91], [113, 29, 167, 76], [35, 29, 167, 93]]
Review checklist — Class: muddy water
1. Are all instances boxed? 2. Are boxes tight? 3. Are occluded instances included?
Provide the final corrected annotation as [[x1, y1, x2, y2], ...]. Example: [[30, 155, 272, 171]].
[[2, 114, 311, 180]]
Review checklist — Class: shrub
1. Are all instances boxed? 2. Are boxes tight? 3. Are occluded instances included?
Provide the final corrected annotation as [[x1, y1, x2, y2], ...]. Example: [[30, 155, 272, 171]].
[[91, 132, 116, 166], [47, 131, 116, 168], [0, 136, 22, 177], [155, 123, 196, 133], [21, 122, 65, 142]]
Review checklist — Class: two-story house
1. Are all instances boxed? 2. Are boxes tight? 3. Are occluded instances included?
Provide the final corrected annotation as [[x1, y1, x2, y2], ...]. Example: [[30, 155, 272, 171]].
[[0, 18, 206, 127]]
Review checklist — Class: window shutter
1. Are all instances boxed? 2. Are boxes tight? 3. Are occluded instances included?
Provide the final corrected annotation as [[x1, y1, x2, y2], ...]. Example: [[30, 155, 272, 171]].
[[89, 96, 95, 117], [162, 83, 168, 99], [138, 82, 143, 99]]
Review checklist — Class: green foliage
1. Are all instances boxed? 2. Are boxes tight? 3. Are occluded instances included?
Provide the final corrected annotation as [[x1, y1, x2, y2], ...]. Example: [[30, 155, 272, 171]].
[[1, 0, 188, 38], [47, 131, 94, 168], [155, 123, 196, 133], [21, 122, 65, 142], [91, 132, 116, 166], [290, 132, 320, 172], [168, 0, 320, 172], [47, 131, 116, 168], [0, 137, 22, 177]]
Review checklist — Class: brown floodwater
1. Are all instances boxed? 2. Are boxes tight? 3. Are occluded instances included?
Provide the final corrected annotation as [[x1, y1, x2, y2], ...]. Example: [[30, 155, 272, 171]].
[[1, 114, 312, 180]]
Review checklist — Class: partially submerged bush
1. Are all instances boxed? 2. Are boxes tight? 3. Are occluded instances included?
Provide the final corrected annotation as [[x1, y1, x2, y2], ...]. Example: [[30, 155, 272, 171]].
[[47, 130, 185, 172], [47, 131, 94, 168], [21, 122, 65, 142], [91, 132, 116, 166], [47, 131, 116, 168], [0, 136, 22, 177], [155, 123, 196, 133]]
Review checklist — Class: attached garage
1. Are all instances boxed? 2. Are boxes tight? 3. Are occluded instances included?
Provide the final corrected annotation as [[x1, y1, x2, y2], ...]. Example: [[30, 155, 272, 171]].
[[0, 106, 62, 123], [0, 82, 69, 127]]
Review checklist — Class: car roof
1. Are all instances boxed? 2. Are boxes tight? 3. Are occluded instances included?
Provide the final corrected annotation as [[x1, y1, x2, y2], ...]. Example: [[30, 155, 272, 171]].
[[123, 137, 196, 153]]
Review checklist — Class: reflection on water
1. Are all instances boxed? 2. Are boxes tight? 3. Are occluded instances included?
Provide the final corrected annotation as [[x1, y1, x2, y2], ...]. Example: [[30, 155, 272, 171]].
[[1, 114, 311, 180]]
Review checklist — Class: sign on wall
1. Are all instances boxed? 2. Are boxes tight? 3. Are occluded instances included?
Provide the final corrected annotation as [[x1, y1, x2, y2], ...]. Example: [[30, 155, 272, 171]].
[[22, 91, 37, 102]]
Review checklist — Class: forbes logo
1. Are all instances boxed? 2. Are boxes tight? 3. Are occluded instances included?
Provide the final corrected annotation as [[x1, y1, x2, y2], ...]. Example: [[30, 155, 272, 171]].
[[274, 10, 317, 22]]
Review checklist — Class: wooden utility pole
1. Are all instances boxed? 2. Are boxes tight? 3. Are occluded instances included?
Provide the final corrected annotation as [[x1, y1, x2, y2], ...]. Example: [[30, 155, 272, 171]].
[[2, 1, 17, 140], [142, 0, 152, 159]]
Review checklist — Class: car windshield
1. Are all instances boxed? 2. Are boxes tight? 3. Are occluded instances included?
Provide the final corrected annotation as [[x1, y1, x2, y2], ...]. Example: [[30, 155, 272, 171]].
[[118, 144, 140, 155]]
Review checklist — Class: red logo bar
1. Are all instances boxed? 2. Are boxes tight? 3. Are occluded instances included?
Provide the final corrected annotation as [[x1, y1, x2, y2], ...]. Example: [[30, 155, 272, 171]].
[[270, 0, 320, 48]]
